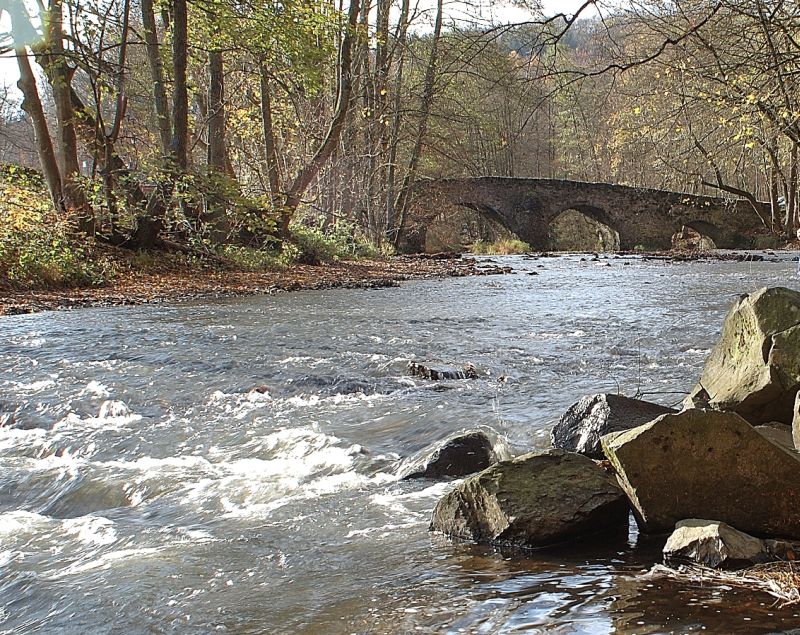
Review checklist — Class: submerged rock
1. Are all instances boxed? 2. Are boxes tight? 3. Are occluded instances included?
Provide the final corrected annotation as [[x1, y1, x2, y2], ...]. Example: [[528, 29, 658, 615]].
[[663, 519, 772, 568], [407, 361, 479, 381], [399, 429, 510, 480], [429, 449, 629, 549], [551, 393, 674, 459], [98, 400, 132, 418], [683, 287, 800, 424], [602, 409, 800, 537]]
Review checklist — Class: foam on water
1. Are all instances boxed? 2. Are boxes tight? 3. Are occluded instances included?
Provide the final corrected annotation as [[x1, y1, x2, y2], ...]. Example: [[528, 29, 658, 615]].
[[62, 516, 117, 546], [45, 547, 164, 580], [0, 511, 116, 549], [14, 379, 56, 392], [54, 408, 142, 431], [79, 381, 111, 398]]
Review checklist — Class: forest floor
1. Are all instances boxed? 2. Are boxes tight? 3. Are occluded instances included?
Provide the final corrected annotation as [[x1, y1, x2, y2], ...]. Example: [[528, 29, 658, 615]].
[[0, 253, 510, 316]]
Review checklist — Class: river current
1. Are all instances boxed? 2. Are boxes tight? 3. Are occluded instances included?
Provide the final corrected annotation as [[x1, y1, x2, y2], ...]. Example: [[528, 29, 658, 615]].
[[3, 254, 800, 634]]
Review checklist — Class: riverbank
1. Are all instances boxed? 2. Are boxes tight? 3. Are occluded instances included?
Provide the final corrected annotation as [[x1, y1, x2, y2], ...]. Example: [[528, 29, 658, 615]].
[[0, 254, 507, 316]]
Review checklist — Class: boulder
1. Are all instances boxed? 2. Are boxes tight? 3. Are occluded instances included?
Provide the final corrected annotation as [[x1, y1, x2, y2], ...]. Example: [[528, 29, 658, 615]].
[[663, 519, 800, 568], [429, 449, 630, 549], [663, 519, 772, 568], [407, 362, 479, 381], [683, 287, 800, 424], [551, 393, 675, 458], [602, 409, 800, 537], [399, 429, 511, 480], [671, 226, 716, 251]]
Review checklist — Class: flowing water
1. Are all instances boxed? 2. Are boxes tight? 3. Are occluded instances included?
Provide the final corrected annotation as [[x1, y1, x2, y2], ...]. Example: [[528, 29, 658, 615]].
[[3, 254, 800, 634]]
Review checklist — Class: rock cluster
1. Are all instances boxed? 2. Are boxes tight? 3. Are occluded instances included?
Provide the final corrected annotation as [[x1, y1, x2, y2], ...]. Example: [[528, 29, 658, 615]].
[[427, 286, 800, 576]]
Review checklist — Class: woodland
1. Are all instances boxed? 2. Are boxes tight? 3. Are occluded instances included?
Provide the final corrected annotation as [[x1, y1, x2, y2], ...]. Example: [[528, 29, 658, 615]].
[[1, 0, 800, 287]]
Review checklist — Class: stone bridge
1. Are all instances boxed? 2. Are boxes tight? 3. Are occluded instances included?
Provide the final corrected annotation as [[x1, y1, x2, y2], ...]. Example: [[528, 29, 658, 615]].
[[401, 177, 767, 251]]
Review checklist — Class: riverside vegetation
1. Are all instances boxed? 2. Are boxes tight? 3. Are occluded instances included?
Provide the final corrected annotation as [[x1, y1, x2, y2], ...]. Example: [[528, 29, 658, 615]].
[[4, 1, 800, 299]]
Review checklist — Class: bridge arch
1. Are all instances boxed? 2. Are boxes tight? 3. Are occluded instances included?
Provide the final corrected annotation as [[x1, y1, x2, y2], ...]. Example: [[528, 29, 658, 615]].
[[548, 206, 620, 252], [422, 201, 528, 252]]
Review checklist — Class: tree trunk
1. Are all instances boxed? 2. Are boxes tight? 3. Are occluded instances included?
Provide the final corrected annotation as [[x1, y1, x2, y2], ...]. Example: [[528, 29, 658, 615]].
[[787, 142, 798, 238], [15, 49, 63, 212], [384, 0, 410, 242], [391, 0, 443, 248], [141, 0, 171, 156], [259, 62, 282, 205], [207, 49, 227, 171], [770, 164, 780, 231], [39, 0, 92, 232], [205, 47, 230, 241], [171, 0, 189, 170], [281, 0, 361, 236]]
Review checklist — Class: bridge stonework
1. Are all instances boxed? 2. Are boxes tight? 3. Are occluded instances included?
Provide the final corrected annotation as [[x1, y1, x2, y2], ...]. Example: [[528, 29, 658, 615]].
[[402, 177, 765, 251]]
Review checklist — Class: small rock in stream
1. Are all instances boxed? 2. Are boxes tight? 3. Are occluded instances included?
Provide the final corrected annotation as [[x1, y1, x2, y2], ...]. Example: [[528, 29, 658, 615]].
[[663, 519, 799, 569], [408, 362, 479, 381], [551, 393, 674, 459]]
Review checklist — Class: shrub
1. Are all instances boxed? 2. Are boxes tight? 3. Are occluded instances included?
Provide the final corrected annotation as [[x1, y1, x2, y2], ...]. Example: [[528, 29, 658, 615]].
[[0, 176, 112, 289], [288, 221, 378, 264], [469, 238, 530, 255], [218, 245, 286, 271]]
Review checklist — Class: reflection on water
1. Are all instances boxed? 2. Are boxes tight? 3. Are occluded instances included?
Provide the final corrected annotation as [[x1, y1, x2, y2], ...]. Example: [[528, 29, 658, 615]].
[[2, 254, 800, 633]]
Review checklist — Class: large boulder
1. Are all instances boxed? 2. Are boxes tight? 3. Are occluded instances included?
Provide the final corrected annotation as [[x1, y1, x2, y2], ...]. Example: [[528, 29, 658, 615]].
[[551, 393, 675, 458], [399, 429, 511, 480], [429, 449, 630, 549], [602, 409, 800, 537], [663, 519, 772, 568], [683, 287, 800, 424]]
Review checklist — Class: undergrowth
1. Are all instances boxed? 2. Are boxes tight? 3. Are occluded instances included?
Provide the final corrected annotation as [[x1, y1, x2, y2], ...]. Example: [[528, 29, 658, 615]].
[[0, 166, 114, 289], [470, 238, 531, 255], [0, 164, 383, 291]]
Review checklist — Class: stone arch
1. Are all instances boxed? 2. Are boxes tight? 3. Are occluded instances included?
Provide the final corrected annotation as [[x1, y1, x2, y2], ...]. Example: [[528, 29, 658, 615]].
[[672, 220, 724, 250], [547, 205, 621, 252], [421, 201, 528, 252]]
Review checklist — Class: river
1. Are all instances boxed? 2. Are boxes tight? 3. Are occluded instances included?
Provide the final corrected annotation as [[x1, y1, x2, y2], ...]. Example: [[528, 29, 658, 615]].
[[2, 253, 800, 634]]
